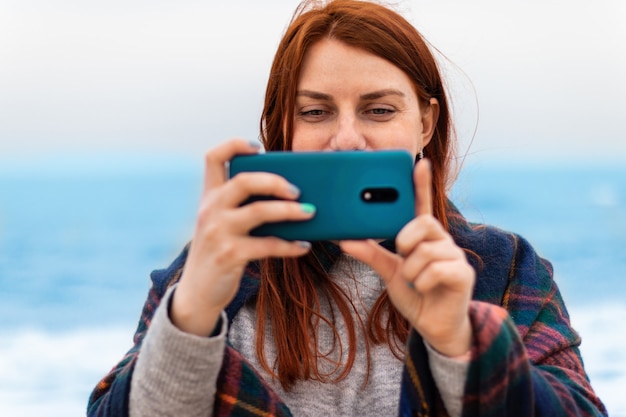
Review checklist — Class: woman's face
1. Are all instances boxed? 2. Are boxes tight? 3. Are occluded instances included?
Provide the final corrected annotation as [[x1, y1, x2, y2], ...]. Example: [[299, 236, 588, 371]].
[[291, 38, 438, 157]]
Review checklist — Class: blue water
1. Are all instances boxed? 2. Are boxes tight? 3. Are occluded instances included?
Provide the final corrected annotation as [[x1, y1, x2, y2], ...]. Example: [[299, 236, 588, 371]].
[[0, 155, 625, 416], [0, 180, 196, 329], [452, 163, 626, 305]]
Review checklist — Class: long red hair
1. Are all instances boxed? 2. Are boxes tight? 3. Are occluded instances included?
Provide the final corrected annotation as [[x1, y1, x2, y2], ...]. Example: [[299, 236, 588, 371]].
[[256, 0, 456, 390]]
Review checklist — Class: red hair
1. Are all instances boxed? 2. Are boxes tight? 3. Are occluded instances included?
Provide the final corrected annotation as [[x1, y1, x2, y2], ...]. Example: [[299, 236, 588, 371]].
[[256, 0, 456, 390]]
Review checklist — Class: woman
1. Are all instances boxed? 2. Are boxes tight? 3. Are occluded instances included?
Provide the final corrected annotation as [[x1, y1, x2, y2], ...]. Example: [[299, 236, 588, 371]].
[[87, 1, 607, 416]]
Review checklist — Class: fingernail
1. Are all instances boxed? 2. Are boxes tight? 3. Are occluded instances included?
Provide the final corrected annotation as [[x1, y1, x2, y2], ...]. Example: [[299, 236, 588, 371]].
[[296, 240, 312, 249], [300, 203, 316, 214], [288, 184, 301, 197], [248, 140, 262, 150]]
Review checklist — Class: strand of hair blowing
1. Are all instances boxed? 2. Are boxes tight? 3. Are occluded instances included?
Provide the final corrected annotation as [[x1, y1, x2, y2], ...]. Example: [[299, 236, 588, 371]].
[[256, 0, 455, 390]]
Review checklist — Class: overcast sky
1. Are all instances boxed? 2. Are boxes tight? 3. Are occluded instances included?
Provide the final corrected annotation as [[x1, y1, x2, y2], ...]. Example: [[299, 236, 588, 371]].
[[1, 0, 625, 163]]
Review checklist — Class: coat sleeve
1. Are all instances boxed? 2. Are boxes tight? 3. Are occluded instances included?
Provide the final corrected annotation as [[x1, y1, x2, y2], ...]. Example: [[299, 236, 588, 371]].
[[398, 232, 607, 417], [86, 246, 189, 417]]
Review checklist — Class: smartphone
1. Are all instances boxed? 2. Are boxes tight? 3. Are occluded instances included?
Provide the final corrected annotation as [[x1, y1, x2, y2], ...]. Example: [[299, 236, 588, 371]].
[[228, 150, 415, 241]]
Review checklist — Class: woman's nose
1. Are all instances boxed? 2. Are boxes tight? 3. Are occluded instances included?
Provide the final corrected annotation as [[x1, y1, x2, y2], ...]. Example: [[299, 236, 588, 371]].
[[329, 115, 366, 150]]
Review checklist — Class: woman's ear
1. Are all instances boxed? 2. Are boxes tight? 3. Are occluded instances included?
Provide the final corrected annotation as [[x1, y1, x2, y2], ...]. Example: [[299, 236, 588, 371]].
[[420, 97, 439, 148]]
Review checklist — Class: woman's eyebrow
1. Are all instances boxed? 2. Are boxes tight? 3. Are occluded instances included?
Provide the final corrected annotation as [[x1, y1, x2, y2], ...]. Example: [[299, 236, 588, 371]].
[[360, 89, 405, 100], [296, 89, 405, 101], [296, 90, 333, 100]]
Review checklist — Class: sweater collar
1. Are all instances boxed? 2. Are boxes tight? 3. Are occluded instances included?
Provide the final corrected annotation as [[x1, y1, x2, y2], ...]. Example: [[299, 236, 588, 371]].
[[226, 239, 397, 324]]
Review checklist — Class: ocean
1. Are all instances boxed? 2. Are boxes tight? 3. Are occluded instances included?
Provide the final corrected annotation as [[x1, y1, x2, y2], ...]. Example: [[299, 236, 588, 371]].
[[0, 154, 624, 416]]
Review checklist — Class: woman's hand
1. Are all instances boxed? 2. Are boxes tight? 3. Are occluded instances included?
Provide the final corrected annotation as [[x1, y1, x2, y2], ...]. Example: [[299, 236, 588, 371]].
[[340, 160, 475, 357], [170, 139, 314, 336]]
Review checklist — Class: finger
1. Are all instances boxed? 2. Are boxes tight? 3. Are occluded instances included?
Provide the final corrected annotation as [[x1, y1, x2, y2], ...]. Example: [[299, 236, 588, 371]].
[[240, 236, 312, 260], [204, 139, 261, 190], [220, 171, 300, 208], [340, 240, 401, 282], [400, 239, 464, 283], [410, 258, 474, 296], [396, 215, 448, 256], [414, 158, 433, 217], [229, 199, 315, 233]]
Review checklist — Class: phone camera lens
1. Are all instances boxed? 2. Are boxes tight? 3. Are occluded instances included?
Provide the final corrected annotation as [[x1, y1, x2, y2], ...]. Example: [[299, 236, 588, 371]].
[[361, 188, 398, 203]]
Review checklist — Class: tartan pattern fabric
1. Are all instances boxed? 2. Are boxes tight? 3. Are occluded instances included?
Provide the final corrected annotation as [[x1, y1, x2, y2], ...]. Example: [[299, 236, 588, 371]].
[[87, 209, 607, 417], [213, 345, 293, 417]]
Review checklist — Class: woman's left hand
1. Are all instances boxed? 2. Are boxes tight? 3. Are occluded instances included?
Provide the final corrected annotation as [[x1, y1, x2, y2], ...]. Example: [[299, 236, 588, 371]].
[[340, 159, 475, 357]]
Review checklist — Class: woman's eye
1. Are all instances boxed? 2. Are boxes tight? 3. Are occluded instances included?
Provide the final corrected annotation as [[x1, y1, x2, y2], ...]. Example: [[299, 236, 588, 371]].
[[297, 108, 329, 120], [302, 109, 325, 116], [366, 107, 395, 117]]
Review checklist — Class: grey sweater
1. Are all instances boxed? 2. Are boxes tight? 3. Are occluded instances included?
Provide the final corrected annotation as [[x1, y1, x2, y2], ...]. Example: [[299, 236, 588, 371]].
[[130, 255, 468, 416]]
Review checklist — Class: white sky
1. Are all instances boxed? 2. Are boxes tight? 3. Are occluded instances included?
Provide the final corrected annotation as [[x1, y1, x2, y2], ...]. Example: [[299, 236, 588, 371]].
[[1, 0, 625, 162]]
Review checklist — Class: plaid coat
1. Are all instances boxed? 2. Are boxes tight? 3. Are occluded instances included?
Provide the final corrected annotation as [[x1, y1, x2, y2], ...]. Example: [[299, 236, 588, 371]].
[[87, 210, 607, 417]]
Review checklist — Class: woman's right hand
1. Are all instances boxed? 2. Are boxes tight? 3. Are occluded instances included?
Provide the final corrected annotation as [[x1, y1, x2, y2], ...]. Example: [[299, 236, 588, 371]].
[[170, 139, 314, 336]]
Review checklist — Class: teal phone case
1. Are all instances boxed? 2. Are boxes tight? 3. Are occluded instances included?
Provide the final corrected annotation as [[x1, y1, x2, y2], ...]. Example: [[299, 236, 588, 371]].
[[229, 150, 415, 241]]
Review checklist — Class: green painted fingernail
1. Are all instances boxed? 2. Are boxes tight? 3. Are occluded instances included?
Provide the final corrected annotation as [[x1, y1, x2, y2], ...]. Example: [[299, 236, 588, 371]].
[[300, 203, 316, 214]]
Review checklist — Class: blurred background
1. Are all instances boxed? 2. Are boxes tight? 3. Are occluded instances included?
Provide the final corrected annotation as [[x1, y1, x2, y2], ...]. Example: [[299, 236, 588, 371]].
[[0, 0, 624, 415]]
